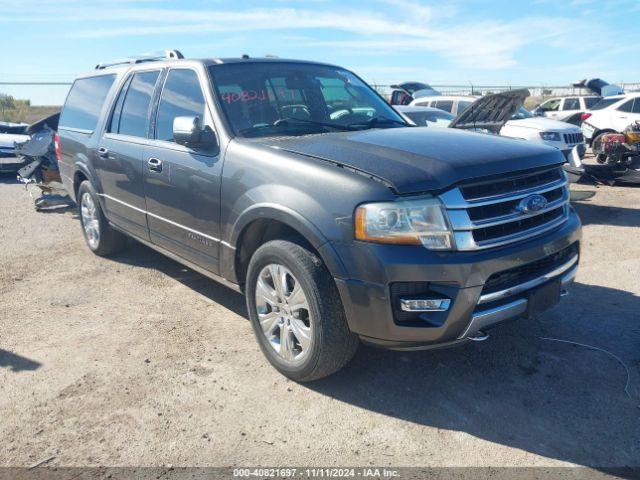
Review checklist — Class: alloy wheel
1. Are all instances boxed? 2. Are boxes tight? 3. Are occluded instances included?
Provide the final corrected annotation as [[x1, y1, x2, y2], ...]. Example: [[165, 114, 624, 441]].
[[80, 192, 100, 249], [255, 263, 312, 362]]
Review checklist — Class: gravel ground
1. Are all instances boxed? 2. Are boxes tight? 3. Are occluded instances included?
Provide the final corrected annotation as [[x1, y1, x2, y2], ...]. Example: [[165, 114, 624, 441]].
[[0, 171, 639, 470]]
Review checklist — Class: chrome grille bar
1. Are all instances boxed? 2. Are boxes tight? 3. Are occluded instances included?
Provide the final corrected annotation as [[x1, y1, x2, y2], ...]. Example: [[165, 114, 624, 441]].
[[439, 176, 568, 209], [447, 189, 569, 231], [440, 167, 570, 251]]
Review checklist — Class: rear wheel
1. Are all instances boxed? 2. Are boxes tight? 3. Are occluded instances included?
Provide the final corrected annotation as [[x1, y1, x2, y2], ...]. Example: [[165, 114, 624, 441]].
[[77, 180, 128, 256], [246, 240, 358, 381], [592, 131, 615, 164]]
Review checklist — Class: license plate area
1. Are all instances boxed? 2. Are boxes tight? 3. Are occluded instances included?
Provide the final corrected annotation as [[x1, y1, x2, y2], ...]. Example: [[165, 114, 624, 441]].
[[527, 279, 561, 318]]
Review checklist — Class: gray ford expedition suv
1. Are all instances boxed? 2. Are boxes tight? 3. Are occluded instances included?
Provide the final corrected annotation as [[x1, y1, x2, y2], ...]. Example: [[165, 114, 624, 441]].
[[58, 51, 581, 381]]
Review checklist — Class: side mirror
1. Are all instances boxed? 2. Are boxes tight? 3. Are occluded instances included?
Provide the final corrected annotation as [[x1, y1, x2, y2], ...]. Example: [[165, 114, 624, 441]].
[[532, 107, 544, 116], [173, 116, 218, 150]]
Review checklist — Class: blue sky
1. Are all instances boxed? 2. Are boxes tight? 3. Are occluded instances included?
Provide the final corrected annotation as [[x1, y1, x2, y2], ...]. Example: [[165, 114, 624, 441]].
[[2, 0, 639, 105]]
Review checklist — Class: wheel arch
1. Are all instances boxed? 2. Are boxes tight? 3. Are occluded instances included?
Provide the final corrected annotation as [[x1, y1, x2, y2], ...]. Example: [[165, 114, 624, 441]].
[[72, 161, 96, 202], [224, 205, 347, 288]]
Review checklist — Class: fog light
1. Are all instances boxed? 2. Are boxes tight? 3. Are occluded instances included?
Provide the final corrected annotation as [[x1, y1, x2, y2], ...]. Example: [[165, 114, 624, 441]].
[[400, 298, 451, 312]]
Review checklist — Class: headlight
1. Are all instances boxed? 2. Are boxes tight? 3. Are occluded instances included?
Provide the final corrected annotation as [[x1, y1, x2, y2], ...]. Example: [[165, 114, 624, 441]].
[[539, 131, 562, 141], [354, 197, 454, 250]]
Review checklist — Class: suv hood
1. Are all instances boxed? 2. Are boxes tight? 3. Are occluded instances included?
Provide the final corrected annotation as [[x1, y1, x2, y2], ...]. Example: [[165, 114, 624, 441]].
[[256, 127, 563, 194], [505, 117, 582, 132], [449, 89, 529, 134]]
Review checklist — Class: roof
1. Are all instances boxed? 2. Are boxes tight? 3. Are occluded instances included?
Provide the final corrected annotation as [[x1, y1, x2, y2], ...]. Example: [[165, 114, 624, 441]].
[[77, 55, 342, 79], [206, 57, 339, 68]]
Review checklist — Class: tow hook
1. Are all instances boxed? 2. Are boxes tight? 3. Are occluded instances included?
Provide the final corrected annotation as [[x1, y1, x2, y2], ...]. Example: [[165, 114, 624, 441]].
[[468, 330, 489, 342]]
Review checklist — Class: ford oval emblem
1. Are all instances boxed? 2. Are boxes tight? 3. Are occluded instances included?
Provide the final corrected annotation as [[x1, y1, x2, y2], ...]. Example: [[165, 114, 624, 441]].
[[516, 194, 548, 214]]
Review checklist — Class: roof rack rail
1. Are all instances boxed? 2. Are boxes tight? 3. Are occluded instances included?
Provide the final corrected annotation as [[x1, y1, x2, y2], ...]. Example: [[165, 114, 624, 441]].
[[95, 49, 184, 70]]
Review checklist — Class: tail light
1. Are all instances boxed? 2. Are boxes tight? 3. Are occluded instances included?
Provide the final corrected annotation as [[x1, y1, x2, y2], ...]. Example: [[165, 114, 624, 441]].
[[54, 132, 62, 162], [580, 113, 591, 122]]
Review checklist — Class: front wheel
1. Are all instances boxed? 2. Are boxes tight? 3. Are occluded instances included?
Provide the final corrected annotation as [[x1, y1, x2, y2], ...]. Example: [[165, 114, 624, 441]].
[[246, 240, 358, 382]]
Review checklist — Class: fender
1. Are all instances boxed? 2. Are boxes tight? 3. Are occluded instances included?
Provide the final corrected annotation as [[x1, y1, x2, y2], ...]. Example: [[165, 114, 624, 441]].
[[72, 158, 102, 205], [220, 203, 349, 284]]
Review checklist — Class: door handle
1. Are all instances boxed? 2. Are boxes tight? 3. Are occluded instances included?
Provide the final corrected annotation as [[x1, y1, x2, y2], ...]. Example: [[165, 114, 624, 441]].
[[148, 157, 163, 173], [98, 147, 109, 158]]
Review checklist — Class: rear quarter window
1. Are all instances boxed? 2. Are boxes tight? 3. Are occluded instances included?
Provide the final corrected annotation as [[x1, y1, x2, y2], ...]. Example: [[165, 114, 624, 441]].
[[583, 97, 599, 109], [589, 98, 620, 111], [59, 74, 116, 132]]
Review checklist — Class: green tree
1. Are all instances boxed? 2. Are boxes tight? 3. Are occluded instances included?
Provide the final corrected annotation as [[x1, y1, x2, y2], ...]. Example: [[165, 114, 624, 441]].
[[0, 94, 16, 121]]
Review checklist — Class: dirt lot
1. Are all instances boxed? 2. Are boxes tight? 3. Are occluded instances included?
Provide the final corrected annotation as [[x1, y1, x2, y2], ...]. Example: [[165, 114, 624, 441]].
[[0, 172, 638, 470]]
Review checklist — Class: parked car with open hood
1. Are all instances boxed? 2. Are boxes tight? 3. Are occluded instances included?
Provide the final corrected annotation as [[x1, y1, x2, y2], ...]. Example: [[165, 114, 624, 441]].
[[413, 92, 586, 182], [58, 52, 581, 381], [412, 94, 585, 156]]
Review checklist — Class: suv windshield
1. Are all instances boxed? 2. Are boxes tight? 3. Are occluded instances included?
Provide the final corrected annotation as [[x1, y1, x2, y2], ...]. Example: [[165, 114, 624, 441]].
[[209, 62, 406, 137]]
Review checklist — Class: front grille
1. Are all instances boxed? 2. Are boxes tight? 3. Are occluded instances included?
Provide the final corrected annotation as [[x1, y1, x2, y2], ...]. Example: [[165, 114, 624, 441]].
[[472, 206, 565, 244], [468, 187, 564, 222], [439, 166, 570, 250], [563, 132, 584, 145], [482, 243, 579, 295], [460, 168, 562, 201]]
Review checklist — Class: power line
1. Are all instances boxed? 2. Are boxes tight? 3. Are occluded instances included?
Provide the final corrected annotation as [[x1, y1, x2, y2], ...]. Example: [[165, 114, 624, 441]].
[[0, 82, 72, 86]]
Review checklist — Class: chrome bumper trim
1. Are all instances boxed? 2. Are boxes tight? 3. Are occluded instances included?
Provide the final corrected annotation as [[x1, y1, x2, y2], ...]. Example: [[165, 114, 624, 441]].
[[459, 298, 528, 339], [459, 255, 578, 339], [477, 254, 578, 305]]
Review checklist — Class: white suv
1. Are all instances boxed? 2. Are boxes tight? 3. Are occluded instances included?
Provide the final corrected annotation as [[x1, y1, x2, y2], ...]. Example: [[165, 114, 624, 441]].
[[412, 95, 586, 159], [532, 96, 600, 124], [581, 93, 640, 144]]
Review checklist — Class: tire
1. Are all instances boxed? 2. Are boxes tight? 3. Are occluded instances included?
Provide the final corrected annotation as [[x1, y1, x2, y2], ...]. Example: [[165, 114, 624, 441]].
[[246, 239, 359, 382], [592, 131, 615, 164], [77, 180, 128, 256]]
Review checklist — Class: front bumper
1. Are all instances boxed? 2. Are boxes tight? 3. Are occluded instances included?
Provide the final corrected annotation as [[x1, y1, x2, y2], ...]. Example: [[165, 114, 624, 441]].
[[561, 143, 586, 160], [333, 208, 582, 349]]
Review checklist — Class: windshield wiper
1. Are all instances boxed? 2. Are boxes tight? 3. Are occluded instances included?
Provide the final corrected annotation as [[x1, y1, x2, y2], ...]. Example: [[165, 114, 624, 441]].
[[238, 117, 355, 136], [273, 117, 356, 131], [346, 116, 408, 128]]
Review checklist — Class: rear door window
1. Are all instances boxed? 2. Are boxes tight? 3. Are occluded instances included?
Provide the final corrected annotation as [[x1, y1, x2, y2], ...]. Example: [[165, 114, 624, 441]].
[[562, 98, 580, 110], [155, 69, 207, 142], [108, 76, 132, 134], [116, 71, 160, 138], [434, 100, 453, 113], [59, 74, 116, 132], [632, 99, 640, 114]]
